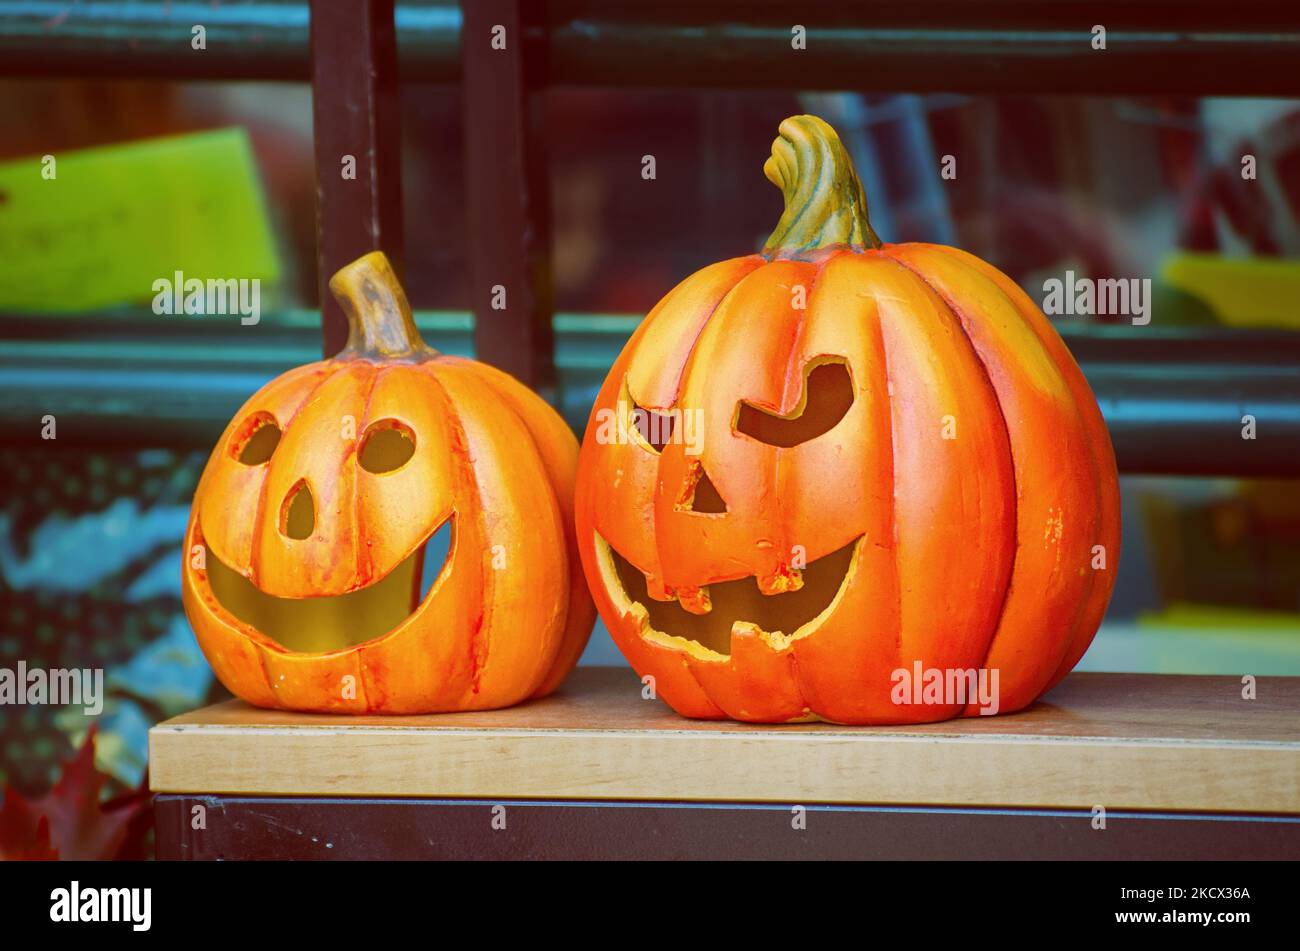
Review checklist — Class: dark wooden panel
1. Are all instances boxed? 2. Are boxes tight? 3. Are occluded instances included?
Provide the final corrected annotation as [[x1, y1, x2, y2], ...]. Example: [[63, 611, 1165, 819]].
[[310, 0, 405, 356], [461, 0, 556, 389], [155, 796, 1300, 860]]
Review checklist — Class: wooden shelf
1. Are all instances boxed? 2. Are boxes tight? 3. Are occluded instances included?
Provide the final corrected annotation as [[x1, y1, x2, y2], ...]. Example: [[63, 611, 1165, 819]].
[[149, 668, 1300, 814]]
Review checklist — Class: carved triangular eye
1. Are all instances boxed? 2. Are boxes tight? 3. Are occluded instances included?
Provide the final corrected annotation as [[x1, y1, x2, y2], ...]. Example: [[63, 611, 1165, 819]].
[[630, 398, 676, 454], [677, 459, 727, 514], [736, 358, 854, 447]]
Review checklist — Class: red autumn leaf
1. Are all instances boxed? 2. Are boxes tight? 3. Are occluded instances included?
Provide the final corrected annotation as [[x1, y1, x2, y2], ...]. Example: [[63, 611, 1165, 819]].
[[0, 794, 59, 861], [0, 728, 151, 861]]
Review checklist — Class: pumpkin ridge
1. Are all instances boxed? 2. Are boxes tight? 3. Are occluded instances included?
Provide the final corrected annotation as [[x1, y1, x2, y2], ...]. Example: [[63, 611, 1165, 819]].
[[868, 257, 905, 663], [924, 243, 1112, 690], [678, 650, 718, 708], [778, 251, 903, 722], [449, 359, 577, 693], [661, 261, 787, 593], [946, 245, 1118, 691], [420, 359, 570, 706], [345, 648, 372, 712], [194, 361, 326, 574], [420, 362, 492, 702], [869, 252, 1016, 708], [784, 645, 814, 722], [881, 249, 1021, 693], [351, 362, 385, 587], [191, 517, 283, 704], [246, 366, 335, 589], [643, 260, 770, 589], [603, 257, 759, 431], [927, 245, 1113, 693], [768, 257, 828, 592], [252, 623, 281, 706], [627, 257, 763, 413]]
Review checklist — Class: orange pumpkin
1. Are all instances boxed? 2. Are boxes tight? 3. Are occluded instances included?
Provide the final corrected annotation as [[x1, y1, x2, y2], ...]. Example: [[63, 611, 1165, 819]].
[[183, 252, 594, 713], [574, 116, 1120, 724]]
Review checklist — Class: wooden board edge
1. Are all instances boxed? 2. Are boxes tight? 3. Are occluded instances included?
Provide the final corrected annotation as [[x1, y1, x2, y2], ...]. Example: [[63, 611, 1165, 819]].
[[148, 728, 1300, 814]]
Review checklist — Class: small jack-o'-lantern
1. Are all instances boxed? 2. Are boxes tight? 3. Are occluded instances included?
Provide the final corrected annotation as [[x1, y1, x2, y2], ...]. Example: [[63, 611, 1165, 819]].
[[183, 252, 594, 713], [575, 116, 1120, 724]]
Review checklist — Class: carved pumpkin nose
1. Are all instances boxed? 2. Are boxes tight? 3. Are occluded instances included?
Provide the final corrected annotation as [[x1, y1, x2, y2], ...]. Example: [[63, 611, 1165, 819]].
[[281, 480, 315, 540]]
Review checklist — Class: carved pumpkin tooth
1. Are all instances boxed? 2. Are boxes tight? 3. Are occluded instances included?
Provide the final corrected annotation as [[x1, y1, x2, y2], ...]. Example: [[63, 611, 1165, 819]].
[[757, 566, 803, 596], [675, 585, 712, 615], [645, 574, 674, 602], [731, 621, 792, 652], [627, 601, 652, 632]]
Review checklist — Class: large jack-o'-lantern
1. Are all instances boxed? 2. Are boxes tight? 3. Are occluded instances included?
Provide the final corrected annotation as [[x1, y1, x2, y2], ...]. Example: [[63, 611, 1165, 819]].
[[183, 252, 594, 714], [575, 116, 1120, 724]]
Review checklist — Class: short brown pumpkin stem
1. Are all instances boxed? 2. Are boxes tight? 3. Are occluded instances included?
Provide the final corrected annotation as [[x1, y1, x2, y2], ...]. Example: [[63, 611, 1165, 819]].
[[762, 115, 882, 258], [329, 251, 436, 360]]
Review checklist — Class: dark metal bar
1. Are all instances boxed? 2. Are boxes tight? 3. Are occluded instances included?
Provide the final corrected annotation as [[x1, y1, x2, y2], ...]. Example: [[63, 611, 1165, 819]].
[[461, 0, 555, 389], [309, 0, 405, 356], [541, 1, 1300, 96], [2, 315, 1298, 476], [1060, 325, 1300, 365], [155, 794, 1300, 860], [1093, 364, 1300, 478], [5, 1, 1300, 96], [0, 0, 461, 82], [1066, 326, 1300, 477]]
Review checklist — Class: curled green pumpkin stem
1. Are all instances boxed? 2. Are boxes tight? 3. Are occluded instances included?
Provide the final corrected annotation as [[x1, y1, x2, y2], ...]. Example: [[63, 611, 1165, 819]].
[[329, 251, 438, 360], [762, 115, 882, 258]]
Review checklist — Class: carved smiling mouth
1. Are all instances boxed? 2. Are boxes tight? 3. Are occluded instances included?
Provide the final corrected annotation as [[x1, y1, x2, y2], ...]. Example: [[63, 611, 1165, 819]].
[[593, 532, 862, 659], [200, 515, 455, 653]]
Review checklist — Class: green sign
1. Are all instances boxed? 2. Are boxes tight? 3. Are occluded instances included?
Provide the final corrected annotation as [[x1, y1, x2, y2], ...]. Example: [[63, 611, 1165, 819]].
[[0, 128, 280, 312]]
